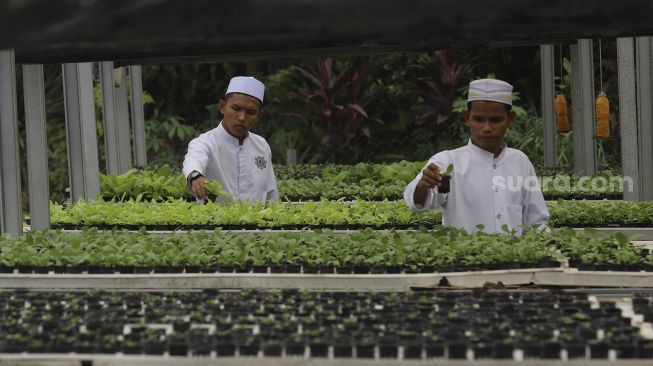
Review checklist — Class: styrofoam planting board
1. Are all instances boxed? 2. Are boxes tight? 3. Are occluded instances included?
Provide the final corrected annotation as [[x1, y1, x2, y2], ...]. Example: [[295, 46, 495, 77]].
[[2, 268, 652, 290], [535, 269, 653, 288], [0, 273, 442, 291]]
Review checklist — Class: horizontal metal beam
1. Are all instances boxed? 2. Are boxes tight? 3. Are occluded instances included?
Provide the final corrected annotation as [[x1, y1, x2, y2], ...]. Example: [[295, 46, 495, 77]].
[[4, 0, 653, 64]]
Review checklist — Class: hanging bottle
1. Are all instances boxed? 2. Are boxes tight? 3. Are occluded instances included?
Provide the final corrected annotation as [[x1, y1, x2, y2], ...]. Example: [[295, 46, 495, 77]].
[[554, 45, 571, 133], [555, 94, 571, 133], [595, 92, 610, 138], [595, 39, 610, 138]]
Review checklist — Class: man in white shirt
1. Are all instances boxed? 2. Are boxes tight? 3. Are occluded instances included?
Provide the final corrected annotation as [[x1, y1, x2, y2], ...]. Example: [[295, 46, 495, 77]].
[[404, 78, 549, 234], [182, 76, 279, 202]]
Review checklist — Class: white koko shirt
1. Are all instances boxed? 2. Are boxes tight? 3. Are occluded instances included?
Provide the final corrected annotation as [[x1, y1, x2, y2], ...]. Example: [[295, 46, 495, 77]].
[[182, 122, 279, 202], [404, 140, 550, 234]]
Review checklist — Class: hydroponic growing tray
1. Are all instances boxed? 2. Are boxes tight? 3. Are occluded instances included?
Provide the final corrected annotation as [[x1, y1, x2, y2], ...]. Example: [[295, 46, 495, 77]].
[[0, 289, 651, 363]]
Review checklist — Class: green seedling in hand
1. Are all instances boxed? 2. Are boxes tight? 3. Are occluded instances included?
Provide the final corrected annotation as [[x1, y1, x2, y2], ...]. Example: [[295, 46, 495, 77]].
[[442, 164, 454, 177], [204, 180, 233, 202], [439, 164, 454, 193]]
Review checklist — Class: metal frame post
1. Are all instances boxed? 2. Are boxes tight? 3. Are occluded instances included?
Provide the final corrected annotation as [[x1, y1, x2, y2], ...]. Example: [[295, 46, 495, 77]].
[[617, 37, 641, 201], [114, 67, 133, 172], [578, 39, 597, 176], [23, 64, 50, 230], [540, 44, 556, 167], [636, 37, 653, 200], [570, 43, 585, 176], [129, 65, 147, 168], [100, 61, 121, 174], [62, 62, 101, 201], [0, 50, 22, 236]]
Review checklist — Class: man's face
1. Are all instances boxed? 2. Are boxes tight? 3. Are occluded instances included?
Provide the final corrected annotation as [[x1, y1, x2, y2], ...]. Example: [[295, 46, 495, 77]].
[[464, 100, 515, 155], [218, 93, 263, 140]]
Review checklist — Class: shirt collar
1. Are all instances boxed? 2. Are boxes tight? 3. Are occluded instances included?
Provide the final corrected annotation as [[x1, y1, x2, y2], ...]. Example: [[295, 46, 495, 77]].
[[217, 121, 248, 146], [466, 139, 507, 161]]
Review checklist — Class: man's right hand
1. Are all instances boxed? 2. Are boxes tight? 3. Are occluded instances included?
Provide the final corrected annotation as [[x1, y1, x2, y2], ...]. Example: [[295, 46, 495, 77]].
[[190, 175, 209, 200], [417, 163, 443, 190], [413, 163, 442, 206]]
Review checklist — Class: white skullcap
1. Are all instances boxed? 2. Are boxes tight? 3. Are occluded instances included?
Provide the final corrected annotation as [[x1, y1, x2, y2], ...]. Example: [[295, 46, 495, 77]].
[[225, 76, 265, 103], [467, 78, 513, 106]]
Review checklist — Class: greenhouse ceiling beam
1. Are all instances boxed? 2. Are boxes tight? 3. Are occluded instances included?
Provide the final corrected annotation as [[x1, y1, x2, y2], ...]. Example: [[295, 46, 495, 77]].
[[4, 0, 653, 64], [540, 44, 556, 168], [62, 63, 101, 201], [130, 65, 147, 168], [23, 64, 50, 230], [636, 37, 653, 201], [0, 49, 22, 237]]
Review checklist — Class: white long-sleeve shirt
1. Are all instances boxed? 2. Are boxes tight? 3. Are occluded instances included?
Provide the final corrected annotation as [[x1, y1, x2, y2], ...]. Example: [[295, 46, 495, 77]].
[[404, 140, 549, 234], [182, 122, 279, 202]]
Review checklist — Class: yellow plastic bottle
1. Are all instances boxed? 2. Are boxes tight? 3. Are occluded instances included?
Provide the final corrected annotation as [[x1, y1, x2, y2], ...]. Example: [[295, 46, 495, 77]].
[[555, 94, 571, 133], [595, 92, 610, 138]]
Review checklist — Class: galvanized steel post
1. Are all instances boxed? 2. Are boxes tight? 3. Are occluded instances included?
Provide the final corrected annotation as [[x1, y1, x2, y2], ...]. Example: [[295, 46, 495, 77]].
[[617, 37, 641, 201], [23, 64, 50, 230], [636, 37, 653, 200], [129, 65, 147, 168], [62, 62, 101, 201], [541, 44, 556, 168], [114, 66, 133, 173], [0, 49, 22, 236], [578, 39, 597, 176], [570, 43, 585, 176], [100, 61, 121, 175]]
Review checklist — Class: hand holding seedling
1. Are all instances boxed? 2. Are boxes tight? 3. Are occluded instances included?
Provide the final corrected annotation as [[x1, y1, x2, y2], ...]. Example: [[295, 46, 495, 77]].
[[414, 163, 453, 205], [191, 177, 232, 202], [190, 176, 209, 200], [417, 163, 443, 190]]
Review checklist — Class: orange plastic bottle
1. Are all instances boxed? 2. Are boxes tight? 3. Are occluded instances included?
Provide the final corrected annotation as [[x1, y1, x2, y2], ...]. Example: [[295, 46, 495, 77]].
[[555, 94, 571, 133], [595, 92, 610, 138]]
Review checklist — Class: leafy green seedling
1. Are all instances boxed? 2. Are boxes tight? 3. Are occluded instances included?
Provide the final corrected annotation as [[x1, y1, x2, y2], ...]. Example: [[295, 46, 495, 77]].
[[439, 164, 454, 193], [442, 164, 454, 177], [204, 180, 233, 202]]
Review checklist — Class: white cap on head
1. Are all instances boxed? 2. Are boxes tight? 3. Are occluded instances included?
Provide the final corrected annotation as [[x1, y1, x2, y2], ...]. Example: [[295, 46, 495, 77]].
[[225, 76, 265, 103], [467, 78, 513, 106]]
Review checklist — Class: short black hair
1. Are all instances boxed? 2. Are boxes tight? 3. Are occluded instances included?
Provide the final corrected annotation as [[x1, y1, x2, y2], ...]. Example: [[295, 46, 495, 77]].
[[467, 101, 512, 113]]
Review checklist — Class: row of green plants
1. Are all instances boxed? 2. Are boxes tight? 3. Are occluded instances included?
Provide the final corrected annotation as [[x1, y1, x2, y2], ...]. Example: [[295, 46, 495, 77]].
[[555, 228, 650, 268], [100, 164, 624, 202], [49, 199, 653, 229], [3, 227, 650, 269], [51, 199, 435, 228], [274, 163, 588, 181]]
